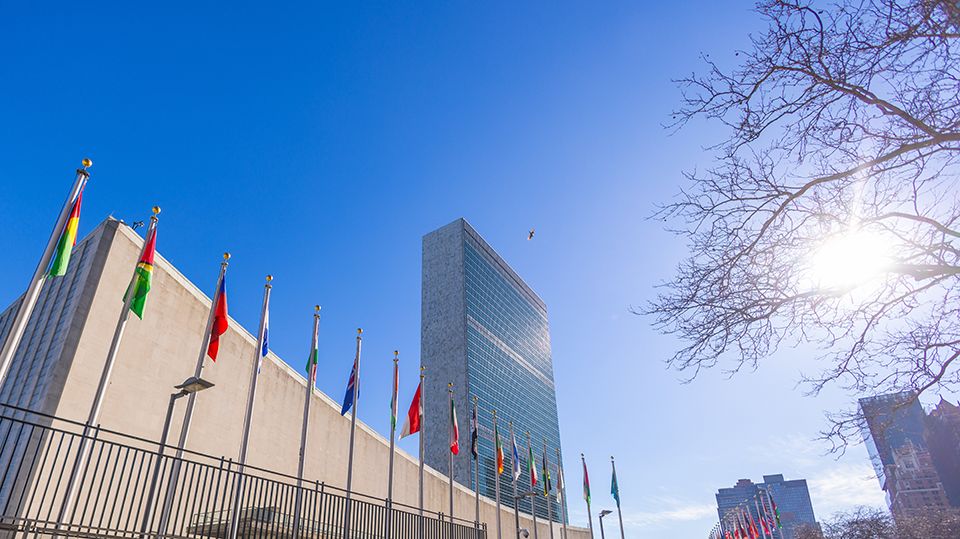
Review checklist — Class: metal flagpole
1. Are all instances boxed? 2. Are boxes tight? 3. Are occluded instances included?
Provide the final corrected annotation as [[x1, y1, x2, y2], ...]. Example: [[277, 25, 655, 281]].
[[510, 422, 519, 539], [582, 454, 594, 539], [448, 383, 456, 536], [544, 440, 554, 539], [228, 275, 272, 539], [344, 328, 362, 539], [55, 205, 157, 533], [527, 432, 538, 539], [764, 488, 785, 539], [611, 456, 624, 539], [492, 410, 502, 539], [386, 350, 399, 538], [556, 447, 568, 539], [418, 365, 426, 515], [473, 396, 480, 537], [158, 252, 229, 534], [754, 496, 768, 539], [0, 159, 90, 390], [294, 305, 320, 538]]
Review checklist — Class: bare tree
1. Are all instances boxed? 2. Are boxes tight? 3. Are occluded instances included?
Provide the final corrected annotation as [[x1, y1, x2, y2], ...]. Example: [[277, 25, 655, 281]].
[[649, 0, 960, 448], [803, 506, 960, 539]]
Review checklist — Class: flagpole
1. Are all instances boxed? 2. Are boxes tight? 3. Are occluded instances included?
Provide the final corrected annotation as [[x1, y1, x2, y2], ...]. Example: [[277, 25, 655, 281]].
[[510, 422, 519, 539], [492, 410, 502, 539], [448, 383, 455, 535], [753, 496, 767, 539], [0, 159, 90, 390], [611, 456, 624, 539], [159, 252, 229, 534], [527, 432, 538, 539], [386, 350, 399, 538], [344, 328, 362, 539], [472, 396, 480, 536], [228, 275, 272, 539], [55, 204, 156, 533], [294, 305, 320, 538], [418, 365, 426, 517], [544, 440, 554, 539], [556, 447, 569, 539], [582, 454, 594, 539]]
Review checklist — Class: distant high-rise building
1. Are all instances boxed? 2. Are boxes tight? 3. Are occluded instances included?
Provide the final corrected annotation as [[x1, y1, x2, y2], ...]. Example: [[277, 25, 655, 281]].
[[421, 218, 563, 521], [925, 398, 960, 507], [715, 475, 818, 539], [859, 392, 952, 516]]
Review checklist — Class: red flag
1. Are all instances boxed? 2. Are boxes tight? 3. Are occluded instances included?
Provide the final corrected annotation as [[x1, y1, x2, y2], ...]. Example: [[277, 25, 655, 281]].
[[399, 382, 422, 438], [207, 276, 228, 361], [449, 393, 460, 455]]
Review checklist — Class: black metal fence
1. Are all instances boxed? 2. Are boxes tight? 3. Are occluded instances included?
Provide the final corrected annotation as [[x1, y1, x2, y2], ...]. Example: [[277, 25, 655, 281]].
[[0, 403, 485, 539]]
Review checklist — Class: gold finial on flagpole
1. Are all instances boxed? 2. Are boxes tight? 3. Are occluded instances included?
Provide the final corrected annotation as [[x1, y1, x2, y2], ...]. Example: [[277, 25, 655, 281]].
[[394, 350, 399, 360], [357, 328, 363, 335], [152, 206, 161, 216], [223, 252, 231, 262], [315, 305, 321, 313], [81, 158, 92, 169]]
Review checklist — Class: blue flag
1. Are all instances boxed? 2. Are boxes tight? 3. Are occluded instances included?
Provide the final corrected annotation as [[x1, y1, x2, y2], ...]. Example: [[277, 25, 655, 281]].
[[341, 358, 359, 415], [611, 465, 620, 507], [511, 432, 521, 482], [258, 307, 269, 373]]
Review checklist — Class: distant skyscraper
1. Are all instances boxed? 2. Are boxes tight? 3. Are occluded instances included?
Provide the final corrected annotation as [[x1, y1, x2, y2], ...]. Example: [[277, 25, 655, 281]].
[[859, 391, 952, 516], [926, 398, 960, 507], [421, 218, 563, 521], [715, 475, 818, 539]]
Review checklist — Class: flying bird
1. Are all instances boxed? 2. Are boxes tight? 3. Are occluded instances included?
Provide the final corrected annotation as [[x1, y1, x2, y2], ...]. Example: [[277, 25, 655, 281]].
[[528, 229, 535, 240]]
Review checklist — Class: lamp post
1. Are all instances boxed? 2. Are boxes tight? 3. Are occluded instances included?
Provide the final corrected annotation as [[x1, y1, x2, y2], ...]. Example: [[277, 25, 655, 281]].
[[598, 510, 612, 539], [513, 491, 537, 539], [142, 376, 214, 535]]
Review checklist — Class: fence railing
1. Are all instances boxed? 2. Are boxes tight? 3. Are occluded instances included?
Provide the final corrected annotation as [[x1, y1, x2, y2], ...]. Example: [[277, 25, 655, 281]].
[[0, 403, 485, 539]]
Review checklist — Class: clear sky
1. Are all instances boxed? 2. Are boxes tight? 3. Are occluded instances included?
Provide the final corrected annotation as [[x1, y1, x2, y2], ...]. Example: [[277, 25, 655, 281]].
[[0, 2, 896, 536]]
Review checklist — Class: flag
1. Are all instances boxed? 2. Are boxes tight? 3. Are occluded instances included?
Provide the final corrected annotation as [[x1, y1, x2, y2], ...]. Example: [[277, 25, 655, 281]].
[[747, 510, 758, 539], [470, 403, 478, 459], [390, 360, 399, 431], [611, 463, 620, 507], [494, 423, 504, 475], [258, 303, 269, 372], [207, 275, 228, 361], [541, 447, 551, 496], [125, 225, 156, 319], [49, 190, 83, 277], [770, 494, 782, 528], [511, 432, 521, 482], [340, 358, 358, 416], [528, 443, 538, 487], [305, 339, 318, 387], [556, 463, 564, 504], [582, 459, 591, 504], [449, 394, 459, 455], [399, 382, 421, 438]]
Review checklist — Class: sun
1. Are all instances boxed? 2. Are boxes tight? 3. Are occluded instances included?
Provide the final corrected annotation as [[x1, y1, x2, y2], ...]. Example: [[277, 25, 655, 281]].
[[810, 229, 891, 291]]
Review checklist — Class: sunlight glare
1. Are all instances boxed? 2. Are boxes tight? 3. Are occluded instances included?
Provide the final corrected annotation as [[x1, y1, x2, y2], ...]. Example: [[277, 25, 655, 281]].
[[810, 229, 891, 291]]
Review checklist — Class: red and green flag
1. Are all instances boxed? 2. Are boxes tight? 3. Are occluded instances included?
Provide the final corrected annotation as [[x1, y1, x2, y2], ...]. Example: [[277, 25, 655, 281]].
[[125, 226, 157, 319], [528, 443, 538, 487], [49, 191, 83, 277]]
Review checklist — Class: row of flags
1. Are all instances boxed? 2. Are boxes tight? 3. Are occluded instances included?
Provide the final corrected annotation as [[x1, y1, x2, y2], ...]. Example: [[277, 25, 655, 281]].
[[31, 168, 623, 537], [709, 489, 784, 539]]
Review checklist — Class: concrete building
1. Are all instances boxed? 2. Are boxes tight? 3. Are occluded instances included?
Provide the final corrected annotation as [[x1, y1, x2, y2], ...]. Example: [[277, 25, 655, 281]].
[[715, 475, 818, 539], [421, 219, 564, 522], [0, 217, 586, 539], [860, 392, 953, 516], [926, 398, 960, 507]]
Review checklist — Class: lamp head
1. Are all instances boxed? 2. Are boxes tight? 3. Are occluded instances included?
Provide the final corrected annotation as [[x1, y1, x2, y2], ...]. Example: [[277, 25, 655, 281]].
[[175, 376, 215, 394]]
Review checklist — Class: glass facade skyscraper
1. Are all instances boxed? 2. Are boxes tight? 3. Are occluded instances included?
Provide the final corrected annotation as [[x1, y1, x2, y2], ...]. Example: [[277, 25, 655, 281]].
[[421, 218, 564, 522], [715, 475, 818, 539]]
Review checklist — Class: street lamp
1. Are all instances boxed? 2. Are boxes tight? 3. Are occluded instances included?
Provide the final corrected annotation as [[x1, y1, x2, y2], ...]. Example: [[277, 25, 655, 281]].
[[513, 491, 538, 539], [599, 510, 613, 539], [140, 376, 215, 534]]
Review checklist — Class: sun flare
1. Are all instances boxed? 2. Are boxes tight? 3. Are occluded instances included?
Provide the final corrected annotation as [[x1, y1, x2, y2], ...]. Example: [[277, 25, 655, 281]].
[[810, 229, 891, 291]]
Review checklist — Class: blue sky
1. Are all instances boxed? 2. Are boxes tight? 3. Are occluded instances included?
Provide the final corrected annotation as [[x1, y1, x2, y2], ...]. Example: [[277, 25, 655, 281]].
[[0, 2, 899, 536]]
